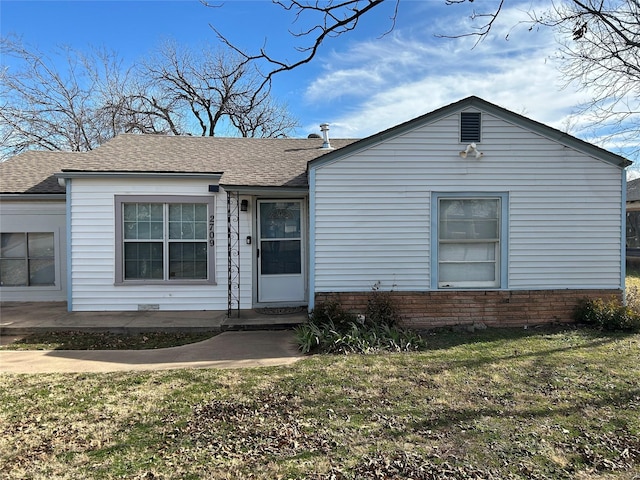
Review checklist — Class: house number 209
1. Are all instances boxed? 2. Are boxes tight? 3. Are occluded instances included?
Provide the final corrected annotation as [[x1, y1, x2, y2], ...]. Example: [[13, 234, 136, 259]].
[[209, 214, 215, 246]]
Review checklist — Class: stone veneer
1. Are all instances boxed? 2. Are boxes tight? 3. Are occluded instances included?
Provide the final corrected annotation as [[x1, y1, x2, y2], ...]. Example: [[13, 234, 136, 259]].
[[314, 289, 623, 329]]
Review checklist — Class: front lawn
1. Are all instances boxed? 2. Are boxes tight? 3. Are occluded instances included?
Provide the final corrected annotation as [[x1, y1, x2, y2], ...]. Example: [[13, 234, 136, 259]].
[[1, 327, 638, 479]]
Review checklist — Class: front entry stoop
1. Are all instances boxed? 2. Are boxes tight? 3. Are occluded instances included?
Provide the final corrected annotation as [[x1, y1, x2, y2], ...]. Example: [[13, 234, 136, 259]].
[[221, 308, 308, 331]]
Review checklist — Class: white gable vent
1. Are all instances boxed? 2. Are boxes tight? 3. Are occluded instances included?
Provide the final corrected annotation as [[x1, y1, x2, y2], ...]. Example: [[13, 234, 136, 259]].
[[460, 112, 481, 143]]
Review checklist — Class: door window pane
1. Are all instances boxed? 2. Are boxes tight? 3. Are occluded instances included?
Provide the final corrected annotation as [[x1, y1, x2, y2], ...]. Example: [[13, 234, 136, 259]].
[[261, 240, 301, 275], [260, 202, 301, 239]]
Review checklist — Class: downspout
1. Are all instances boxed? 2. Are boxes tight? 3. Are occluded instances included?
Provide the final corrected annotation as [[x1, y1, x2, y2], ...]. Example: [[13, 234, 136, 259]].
[[308, 167, 316, 312], [62, 178, 73, 312]]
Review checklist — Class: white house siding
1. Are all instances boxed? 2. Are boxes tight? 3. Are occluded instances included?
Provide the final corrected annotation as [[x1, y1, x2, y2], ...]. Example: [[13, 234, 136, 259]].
[[312, 111, 623, 294], [0, 199, 67, 301], [68, 178, 253, 311]]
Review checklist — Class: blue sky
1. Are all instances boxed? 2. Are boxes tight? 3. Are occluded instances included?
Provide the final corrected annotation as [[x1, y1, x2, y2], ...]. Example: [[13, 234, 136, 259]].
[[0, 0, 634, 167]]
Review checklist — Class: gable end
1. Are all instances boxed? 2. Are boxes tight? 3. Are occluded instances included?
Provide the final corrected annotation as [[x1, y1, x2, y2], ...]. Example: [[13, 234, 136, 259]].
[[308, 96, 631, 171]]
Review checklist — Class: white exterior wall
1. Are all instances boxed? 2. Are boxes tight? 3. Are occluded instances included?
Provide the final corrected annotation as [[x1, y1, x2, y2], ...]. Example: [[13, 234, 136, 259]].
[[68, 178, 253, 311], [0, 199, 67, 301], [312, 111, 623, 293]]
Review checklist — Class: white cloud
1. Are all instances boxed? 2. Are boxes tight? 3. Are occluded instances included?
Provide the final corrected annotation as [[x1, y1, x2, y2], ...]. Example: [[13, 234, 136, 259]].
[[302, 1, 586, 138]]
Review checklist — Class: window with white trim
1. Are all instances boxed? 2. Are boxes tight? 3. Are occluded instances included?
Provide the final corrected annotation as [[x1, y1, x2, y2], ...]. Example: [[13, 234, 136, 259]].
[[115, 196, 215, 284], [436, 196, 502, 288], [0, 232, 55, 286]]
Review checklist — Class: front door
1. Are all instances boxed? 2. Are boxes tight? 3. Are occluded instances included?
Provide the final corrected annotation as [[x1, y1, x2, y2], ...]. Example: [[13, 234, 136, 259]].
[[257, 200, 305, 303]]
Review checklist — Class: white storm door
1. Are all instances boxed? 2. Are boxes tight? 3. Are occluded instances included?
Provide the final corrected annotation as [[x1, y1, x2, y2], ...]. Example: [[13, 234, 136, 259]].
[[258, 200, 305, 303]]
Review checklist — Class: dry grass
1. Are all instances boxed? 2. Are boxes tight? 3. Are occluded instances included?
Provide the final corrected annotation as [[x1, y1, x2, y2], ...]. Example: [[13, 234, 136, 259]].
[[626, 264, 640, 290], [1, 327, 639, 479]]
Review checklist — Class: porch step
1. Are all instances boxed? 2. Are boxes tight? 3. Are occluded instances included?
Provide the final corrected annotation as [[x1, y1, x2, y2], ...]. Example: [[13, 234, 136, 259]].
[[220, 312, 308, 331]]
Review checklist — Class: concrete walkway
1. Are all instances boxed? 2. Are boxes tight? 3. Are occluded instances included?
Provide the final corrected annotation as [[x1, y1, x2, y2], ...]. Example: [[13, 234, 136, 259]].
[[0, 331, 304, 374], [0, 302, 307, 373]]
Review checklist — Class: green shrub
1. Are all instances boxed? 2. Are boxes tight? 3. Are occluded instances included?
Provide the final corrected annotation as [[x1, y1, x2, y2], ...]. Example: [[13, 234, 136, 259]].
[[308, 300, 358, 331], [295, 291, 426, 354], [574, 296, 640, 332], [364, 284, 400, 328]]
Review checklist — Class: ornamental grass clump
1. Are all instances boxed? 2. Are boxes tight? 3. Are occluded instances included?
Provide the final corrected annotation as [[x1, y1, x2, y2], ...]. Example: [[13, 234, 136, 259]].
[[294, 291, 426, 354]]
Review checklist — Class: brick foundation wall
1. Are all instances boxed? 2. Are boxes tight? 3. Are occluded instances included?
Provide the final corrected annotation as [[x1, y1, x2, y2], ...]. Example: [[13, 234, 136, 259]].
[[314, 289, 623, 329]]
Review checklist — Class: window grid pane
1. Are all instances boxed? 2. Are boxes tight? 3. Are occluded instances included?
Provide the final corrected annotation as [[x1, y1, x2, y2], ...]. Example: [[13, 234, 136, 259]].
[[124, 203, 164, 240], [169, 242, 207, 279], [29, 259, 55, 286], [0, 259, 28, 286], [124, 242, 163, 279], [169, 204, 208, 240], [1, 233, 27, 258]]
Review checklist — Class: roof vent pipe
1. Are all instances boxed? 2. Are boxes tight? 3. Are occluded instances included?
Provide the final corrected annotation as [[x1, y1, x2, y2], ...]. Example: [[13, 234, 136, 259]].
[[320, 123, 332, 149]]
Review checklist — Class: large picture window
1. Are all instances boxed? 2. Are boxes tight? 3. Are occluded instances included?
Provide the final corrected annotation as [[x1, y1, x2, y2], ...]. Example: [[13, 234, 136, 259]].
[[115, 196, 215, 284], [0, 232, 55, 287], [435, 195, 506, 289]]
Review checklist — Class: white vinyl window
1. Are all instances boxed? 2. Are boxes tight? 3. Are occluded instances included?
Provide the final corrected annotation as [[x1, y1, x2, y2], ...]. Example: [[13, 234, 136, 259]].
[[115, 196, 215, 284], [437, 196, 502, 288]]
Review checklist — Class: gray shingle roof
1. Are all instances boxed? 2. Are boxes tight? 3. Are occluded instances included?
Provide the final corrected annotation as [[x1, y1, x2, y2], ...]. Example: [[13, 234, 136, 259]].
[[0, 150, 79, 194], [0, 135, 357, 194], [65, 135, 358, 188]]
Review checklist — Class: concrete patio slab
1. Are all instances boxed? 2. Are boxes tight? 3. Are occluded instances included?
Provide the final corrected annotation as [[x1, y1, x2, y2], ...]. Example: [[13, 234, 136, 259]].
[[0, 302, 307, 335]]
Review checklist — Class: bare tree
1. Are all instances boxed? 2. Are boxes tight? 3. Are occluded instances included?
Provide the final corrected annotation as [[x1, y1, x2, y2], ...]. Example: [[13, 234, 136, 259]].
[[140, 41, 297, 137], [0, 37, 170, 158], [230, 96, 298, 138], [534, 0, 640, 160], [0, 37, 298, 159]]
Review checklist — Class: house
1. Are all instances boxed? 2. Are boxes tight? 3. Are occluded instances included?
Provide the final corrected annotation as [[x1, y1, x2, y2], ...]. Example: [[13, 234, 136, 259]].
[[0, 151, 72, 301], [626, 178, 640, 263], [0, 97, 630, 328]]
